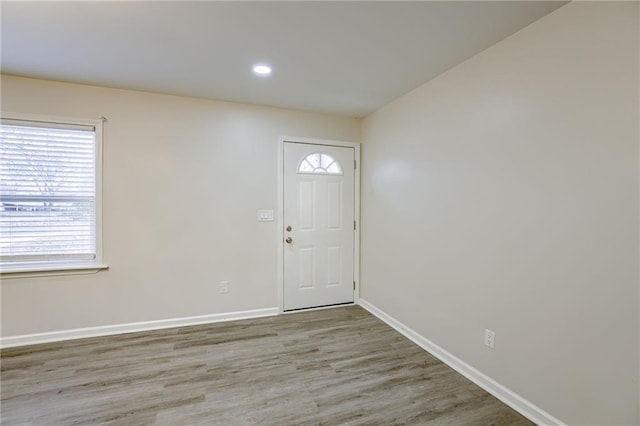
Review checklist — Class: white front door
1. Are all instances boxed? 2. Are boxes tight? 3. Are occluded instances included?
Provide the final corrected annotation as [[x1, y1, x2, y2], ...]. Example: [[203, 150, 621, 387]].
[[283, 142, 355, 311]]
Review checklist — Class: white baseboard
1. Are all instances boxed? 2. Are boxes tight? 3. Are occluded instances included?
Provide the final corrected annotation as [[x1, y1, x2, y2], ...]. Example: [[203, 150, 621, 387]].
[[1, 307, 279, 349], [358, 299, 565, 426]]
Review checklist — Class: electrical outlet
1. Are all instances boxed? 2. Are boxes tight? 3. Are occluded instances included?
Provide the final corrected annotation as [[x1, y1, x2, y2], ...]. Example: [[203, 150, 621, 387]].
[[484, 329, 495, 349], [219, 281, 229, 294]]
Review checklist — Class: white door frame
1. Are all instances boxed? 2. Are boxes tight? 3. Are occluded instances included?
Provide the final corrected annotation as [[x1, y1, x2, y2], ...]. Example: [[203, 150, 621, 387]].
[[277, 136, 361, 313]]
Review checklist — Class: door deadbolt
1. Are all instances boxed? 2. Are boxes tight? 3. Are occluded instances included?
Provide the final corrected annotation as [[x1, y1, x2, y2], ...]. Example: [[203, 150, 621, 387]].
[[286, 226, 292, 232], [285, 237, 293, 244]]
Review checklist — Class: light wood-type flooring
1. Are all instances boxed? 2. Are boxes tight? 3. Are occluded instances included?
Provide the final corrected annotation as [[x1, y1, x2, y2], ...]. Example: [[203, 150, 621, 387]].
[[1, 306, 532, 425]]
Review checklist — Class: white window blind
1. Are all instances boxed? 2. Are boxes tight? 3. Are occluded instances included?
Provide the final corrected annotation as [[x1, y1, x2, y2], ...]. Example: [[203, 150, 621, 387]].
[[0, 120, 97, 269]]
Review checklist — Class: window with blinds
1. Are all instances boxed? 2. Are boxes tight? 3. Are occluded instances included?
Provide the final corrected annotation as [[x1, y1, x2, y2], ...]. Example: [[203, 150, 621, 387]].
[[0, 118, 99, 270]]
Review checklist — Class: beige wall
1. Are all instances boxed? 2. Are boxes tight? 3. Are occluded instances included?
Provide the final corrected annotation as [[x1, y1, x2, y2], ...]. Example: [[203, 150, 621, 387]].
[[0, 75, 360, 335], [360, 2, 639, 425]]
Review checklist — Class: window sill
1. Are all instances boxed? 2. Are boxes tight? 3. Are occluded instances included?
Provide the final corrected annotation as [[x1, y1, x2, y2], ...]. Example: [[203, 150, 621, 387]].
[[0, 264, 109, 279]]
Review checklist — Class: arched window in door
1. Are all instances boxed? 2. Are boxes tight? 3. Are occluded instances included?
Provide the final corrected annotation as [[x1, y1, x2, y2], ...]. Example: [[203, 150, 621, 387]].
[[297, 152, 343, 175]]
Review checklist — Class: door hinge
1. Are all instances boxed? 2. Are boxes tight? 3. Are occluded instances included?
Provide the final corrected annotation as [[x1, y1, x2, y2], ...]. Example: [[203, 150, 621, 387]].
[[354, 220, 356, 230], [353, 281, 356, 290], [354, 160, 357, 170]]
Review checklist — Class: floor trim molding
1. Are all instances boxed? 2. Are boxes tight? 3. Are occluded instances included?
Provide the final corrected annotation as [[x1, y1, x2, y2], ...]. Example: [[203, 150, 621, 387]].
[[358, 299, 565, 426], [0, 307, 279, 349]]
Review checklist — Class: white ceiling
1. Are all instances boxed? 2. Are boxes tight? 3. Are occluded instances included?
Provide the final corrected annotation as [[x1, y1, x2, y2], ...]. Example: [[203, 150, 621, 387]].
[[1, 1, 566, 118]]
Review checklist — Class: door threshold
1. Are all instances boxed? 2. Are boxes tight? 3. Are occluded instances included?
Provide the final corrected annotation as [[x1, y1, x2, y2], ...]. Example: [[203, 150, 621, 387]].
[[283, 302, 355, 314]]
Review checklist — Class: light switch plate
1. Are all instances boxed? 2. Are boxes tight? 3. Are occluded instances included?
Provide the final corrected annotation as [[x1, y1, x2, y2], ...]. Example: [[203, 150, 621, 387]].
[[258, 210, 274, 222]]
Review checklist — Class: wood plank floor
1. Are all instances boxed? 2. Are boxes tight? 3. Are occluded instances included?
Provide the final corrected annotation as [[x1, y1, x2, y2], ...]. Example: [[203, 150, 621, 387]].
[[1, 306, 532, 425]]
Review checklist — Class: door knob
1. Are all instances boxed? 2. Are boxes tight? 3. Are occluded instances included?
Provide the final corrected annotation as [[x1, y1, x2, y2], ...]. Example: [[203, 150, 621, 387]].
[[285, 237, 293, 244]]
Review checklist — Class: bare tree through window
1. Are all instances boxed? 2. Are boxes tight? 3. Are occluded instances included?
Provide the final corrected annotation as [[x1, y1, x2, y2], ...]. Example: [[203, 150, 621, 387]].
[[0, 123, 96, 264]]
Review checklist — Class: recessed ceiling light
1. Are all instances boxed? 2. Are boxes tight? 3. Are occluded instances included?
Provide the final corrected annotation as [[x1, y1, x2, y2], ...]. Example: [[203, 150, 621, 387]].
[[253, 64, 272, 76]]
